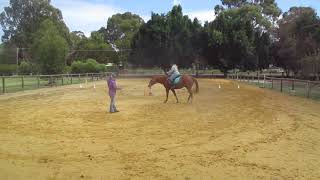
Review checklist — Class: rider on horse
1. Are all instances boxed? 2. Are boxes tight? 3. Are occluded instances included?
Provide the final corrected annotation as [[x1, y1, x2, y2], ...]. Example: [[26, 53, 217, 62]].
[[167, 63, 180, 89]]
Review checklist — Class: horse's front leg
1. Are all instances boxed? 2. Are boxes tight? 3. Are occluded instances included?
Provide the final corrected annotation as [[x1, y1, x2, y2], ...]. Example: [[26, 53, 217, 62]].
[[171, 89, 179, 103], [164, 88, 169, 103]]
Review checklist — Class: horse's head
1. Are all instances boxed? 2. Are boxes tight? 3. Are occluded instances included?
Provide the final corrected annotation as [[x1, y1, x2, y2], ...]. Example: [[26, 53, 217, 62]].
[[148, 75, 167, 88], [148, 77, 157, 88]]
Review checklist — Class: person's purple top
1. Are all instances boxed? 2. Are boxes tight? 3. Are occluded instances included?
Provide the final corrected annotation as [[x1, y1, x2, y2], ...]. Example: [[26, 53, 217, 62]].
[[107, 78, 117, 96]]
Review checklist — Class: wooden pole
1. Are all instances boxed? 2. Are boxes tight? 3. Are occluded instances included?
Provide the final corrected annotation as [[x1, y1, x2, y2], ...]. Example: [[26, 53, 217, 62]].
[[61, 76, 64, 85], [292, 80, 295, 90], [50, 76, 53, 87], [307, 82, 311, 98], [2, 77, 5, 93], [37, 76, 40, 88], [280, 79, 283, 92], [21, 76, 24, 90], [71, 75, 73, 84], [271, 79, 273, 89]]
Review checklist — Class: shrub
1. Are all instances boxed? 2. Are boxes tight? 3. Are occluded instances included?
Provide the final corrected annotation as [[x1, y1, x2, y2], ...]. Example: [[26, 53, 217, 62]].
[[86, 59, 99, 73], [0, 64, 18, 75], [71, 61, 85, 73], [18, 61, 38, 75], [96, 64, 106, 72], [63, 66, 71, 74], [71, 59, 107, 73]]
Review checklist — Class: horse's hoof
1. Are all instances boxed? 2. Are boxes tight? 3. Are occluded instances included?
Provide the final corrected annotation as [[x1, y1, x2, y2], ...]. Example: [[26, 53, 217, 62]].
[[164, 101, 167, 103]]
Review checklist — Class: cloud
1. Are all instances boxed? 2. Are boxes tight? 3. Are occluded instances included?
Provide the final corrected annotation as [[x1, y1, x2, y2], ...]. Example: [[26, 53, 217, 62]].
[[173, 0, 182, 6], [52, 0, 123, 37], [141, 15, 151, 22], [187, 10, 216, 24]]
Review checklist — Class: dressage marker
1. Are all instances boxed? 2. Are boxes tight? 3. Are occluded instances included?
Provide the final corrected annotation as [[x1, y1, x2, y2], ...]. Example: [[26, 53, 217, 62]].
[[144, 87, 153, 96]]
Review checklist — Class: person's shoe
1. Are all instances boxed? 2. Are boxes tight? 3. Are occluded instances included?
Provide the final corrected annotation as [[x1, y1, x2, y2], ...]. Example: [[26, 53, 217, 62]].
[[114, 110, 120, 113]]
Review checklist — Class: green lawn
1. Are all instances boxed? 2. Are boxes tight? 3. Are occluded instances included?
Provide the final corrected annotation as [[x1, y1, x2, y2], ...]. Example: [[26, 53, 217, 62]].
[[0, 75, 101, 93]]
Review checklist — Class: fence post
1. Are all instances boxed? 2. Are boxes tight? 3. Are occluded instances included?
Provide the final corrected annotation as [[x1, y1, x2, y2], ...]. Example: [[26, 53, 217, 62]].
[[86, 73, 88, 84], [257, 73, 260, 85], [37, 75, 40, 88], [280, 79, 283, 92], [292, 80, 295, 90], [78, 74, 81, 83], [21, 76, 24, 90], [61, 75, 64, 85], [50, 76, 53, 87], [307, 81, 311, 98], [263, 74, 266, 88], [271, 79, 273, 89], [2, 77, 5, 93], [71, 75, 73, 84]]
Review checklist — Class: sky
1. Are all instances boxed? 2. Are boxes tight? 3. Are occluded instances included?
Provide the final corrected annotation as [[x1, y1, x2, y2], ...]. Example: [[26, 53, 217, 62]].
[[0, 0, 320, 38]]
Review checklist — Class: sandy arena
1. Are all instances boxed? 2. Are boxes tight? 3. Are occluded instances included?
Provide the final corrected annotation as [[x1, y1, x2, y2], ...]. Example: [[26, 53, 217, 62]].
[[0, 78, 320, 179]]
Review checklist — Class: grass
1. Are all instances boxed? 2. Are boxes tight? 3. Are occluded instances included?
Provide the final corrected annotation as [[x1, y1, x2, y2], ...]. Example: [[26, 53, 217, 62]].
[[0, 76, 99, 93]]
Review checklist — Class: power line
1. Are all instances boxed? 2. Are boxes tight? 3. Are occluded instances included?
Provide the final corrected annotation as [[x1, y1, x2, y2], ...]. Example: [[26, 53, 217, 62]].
[[69, 49, 132, 52]]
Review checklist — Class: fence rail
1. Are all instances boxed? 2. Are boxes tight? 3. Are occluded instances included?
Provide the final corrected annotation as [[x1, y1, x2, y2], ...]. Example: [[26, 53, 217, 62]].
[[0, 72, 225, 94], [228, 73, 320, 100], [0, 73, 109, 94]]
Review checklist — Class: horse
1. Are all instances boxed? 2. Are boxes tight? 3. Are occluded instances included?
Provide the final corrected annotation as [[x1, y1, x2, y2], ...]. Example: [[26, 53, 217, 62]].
[[148, 75, 199, 103]]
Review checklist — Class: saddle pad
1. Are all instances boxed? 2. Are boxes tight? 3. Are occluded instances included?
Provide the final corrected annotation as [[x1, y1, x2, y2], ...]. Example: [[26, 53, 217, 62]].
[[173, 76, 181, 85]]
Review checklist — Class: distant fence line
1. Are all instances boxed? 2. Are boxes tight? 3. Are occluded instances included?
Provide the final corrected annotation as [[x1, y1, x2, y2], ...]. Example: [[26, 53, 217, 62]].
[[0, 72, 225, 94], [0, 73, 109, 94], [228, 73, 320, 100], [4, 71, 319, 100]]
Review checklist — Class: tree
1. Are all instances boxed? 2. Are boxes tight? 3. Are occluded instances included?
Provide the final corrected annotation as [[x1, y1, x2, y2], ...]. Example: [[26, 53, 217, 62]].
[[69, 31, 86, 49], [102, 12, 144, 49], [131, 5, 205, 70], [205, 4, 272, 74], [67, 31, 114, 65], [276, 7, 320, 78], [31, 19, 69, 74], [0, 0, 70, 47], [0, 42, 17, 64], [221, 0, 281, 21]]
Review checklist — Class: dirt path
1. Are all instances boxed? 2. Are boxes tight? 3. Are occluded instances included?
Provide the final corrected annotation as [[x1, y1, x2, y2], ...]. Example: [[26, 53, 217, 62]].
[[0, 79, 320, 179]]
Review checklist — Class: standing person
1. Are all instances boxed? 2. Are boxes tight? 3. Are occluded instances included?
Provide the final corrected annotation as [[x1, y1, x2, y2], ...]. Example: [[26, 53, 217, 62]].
[[107, 73, 121, 113], [167, 63, 180, 89]]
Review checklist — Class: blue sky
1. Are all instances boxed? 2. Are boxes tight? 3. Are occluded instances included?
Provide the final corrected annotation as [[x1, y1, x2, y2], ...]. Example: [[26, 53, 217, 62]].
[[0, 0, 320, 38]]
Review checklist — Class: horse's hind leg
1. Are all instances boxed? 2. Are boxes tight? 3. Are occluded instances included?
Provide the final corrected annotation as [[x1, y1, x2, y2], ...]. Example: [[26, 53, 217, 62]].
[[164, 88, 169, 103], [187, 88, 193, 103], [171, 89, 179, 103]]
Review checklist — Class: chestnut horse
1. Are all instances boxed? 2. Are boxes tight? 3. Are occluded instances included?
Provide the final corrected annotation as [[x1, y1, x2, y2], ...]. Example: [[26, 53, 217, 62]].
[[148, 75, 199, 103]]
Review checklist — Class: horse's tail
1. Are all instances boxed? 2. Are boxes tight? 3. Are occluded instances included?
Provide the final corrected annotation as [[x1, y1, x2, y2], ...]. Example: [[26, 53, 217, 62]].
[[192, 77, 199, 94]]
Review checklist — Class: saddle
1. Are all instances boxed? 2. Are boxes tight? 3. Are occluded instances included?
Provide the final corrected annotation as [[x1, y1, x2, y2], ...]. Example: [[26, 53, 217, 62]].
[[169, 75, 181, 87]]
